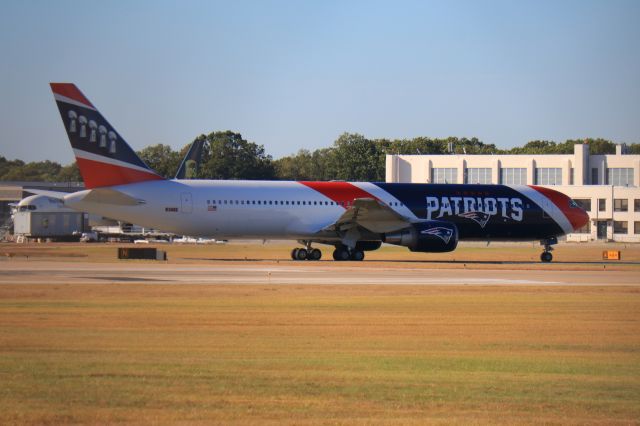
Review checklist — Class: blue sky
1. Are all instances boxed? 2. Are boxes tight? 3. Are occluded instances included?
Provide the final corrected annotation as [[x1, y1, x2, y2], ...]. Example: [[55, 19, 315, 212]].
[[1, 0, 639, 164]]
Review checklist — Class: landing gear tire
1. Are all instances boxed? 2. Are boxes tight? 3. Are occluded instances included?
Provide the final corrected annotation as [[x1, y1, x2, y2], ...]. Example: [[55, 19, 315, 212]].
[[295, 248, 308, 260], [540, 237, 556, 263], [333, 247, 350, 261], [350, 250, 365, 261], [291, 248, 299, 260], [308, 248, 322, 261]]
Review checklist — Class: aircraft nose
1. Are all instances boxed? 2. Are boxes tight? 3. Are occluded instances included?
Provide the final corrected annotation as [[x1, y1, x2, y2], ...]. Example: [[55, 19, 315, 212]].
[[529, 185, 591, 234], [574, 205, 590, 231]]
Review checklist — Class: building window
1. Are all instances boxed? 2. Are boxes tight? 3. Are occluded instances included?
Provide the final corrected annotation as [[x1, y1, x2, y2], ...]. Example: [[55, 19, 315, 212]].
[[535, 168, 562, 185], [614, 199, 628, 212], [570, 168, 574, 185], [432, 168, 457, 183], [466, 168, 491, 184], [500, 168, 527, 185], [607, 168, 634, 186], [573, 199, 591, 212], [613, 221, 628, 234], [598, 199, 606, 212], [635, 199, 640, 212], [635, 221, 640, 235], [592, 168, 599, 185]]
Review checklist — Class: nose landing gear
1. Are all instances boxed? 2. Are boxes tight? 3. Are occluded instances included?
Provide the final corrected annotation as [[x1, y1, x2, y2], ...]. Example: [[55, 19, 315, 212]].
[[540, 236, 558, 263]]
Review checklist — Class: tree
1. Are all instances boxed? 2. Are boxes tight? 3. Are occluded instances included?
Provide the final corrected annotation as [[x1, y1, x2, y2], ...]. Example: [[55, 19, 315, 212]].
[[579, 138, 616, 155], [507, 140, 558, 154], [199, 131, 275, 179], [331, 133, 385, 181], [628, 143, 640, 154], [57, 163, 82, 182], [137, 144, 182, 178]]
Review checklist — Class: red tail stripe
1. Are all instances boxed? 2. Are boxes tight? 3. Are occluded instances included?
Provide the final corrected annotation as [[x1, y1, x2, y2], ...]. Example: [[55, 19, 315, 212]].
[[299, 181, 380, 208], [50, 83, 94, 109], [76, 157, 163, 189]]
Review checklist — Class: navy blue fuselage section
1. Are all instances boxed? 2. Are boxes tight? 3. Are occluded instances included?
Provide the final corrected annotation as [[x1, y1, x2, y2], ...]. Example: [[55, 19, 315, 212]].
[[374, 183, 564, 240]]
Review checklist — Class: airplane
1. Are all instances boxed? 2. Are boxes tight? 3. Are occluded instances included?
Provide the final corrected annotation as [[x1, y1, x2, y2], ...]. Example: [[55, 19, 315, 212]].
[[45, 83, 589, 262]]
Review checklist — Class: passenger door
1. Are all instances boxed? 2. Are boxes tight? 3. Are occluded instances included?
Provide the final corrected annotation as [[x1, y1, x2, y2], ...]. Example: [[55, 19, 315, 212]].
[[180, 192, 193, 214]]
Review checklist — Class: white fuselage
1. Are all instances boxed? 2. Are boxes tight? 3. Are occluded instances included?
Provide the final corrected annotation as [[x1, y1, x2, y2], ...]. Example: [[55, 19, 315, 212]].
[[63, 180, 413, 239]]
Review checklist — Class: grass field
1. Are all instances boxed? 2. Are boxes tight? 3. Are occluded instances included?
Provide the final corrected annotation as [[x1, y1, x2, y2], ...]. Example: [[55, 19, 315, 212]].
[[1, 282, 639, 424]]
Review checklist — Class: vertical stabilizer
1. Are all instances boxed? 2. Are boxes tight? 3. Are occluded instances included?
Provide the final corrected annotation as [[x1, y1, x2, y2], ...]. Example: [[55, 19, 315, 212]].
[[50, 83, 164, 188], [175, 138, 205, 179]]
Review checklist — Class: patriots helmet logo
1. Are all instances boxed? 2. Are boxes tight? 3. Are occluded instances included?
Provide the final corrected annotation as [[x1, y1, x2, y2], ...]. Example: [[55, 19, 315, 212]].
[[420, 226, 454, 244], [458, 211, 491, 228]]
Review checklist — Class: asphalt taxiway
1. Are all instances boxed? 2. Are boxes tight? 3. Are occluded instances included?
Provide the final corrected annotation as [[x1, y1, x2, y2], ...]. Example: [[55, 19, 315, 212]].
[[1, 260, 638, 286]]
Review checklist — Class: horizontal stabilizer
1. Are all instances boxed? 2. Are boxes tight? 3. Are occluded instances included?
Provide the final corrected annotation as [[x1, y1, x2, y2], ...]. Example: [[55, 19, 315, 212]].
[[65, 188, 143, 206], [23, 189, 68, 199]]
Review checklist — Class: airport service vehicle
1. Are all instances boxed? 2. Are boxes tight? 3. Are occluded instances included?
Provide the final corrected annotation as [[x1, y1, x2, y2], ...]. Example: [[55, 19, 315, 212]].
[[44, 83, 589, 262]]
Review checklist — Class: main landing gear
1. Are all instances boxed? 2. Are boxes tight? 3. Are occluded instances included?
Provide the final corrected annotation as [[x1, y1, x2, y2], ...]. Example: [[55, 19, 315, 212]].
[[540, 236, 558, 263], [332, 245, 364, 261], [291, 244, 322, 261]]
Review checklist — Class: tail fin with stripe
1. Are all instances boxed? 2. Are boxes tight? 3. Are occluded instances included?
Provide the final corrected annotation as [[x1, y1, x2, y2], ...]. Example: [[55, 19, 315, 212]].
[[50, 83, 163, 189]]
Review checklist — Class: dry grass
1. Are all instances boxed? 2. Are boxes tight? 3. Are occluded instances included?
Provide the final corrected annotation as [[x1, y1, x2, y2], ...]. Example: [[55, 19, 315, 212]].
[[1, 283, 639, 424]]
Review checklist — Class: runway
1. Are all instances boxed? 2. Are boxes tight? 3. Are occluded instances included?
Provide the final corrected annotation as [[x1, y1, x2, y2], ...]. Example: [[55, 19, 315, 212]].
[[1, 260, 638, 286]]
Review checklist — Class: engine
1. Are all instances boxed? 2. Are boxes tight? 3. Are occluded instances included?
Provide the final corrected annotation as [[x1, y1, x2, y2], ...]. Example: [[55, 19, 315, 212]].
[[383, 221, 458, 253]]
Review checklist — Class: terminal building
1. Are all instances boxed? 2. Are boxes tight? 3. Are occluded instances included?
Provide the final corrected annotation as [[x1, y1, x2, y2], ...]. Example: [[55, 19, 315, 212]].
[[386, 144, 640, 243]]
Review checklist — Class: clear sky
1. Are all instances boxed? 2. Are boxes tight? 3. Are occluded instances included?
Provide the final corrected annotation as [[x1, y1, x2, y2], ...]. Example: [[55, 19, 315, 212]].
[[1, 0, 639, 165]]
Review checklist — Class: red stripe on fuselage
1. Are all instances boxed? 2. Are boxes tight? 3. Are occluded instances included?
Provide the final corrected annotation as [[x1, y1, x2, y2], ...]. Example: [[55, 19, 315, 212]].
[[528, 185, 587, 230], [50, 83, 94, 109], [299, 181, 380, 208], [76, 157, 163, 189]]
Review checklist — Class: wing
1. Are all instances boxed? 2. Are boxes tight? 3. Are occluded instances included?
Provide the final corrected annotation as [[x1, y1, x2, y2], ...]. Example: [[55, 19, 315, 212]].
[[325, 198, 412, 234]]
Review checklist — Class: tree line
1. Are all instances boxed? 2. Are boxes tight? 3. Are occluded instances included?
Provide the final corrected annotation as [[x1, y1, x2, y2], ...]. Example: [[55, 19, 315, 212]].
[[2, 132, 639, 182]]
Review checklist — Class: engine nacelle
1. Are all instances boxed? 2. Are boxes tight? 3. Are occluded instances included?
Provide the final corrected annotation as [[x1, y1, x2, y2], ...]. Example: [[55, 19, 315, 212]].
[[383, 221, 458, 253]]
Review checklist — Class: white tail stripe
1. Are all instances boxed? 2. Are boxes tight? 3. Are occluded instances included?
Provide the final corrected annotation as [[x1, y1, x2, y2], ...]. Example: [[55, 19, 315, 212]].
[[73, 149, 157, 175], [507, 185, 573, 234], [54, 94, 97, 111], [352, 182, 418, 219]]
